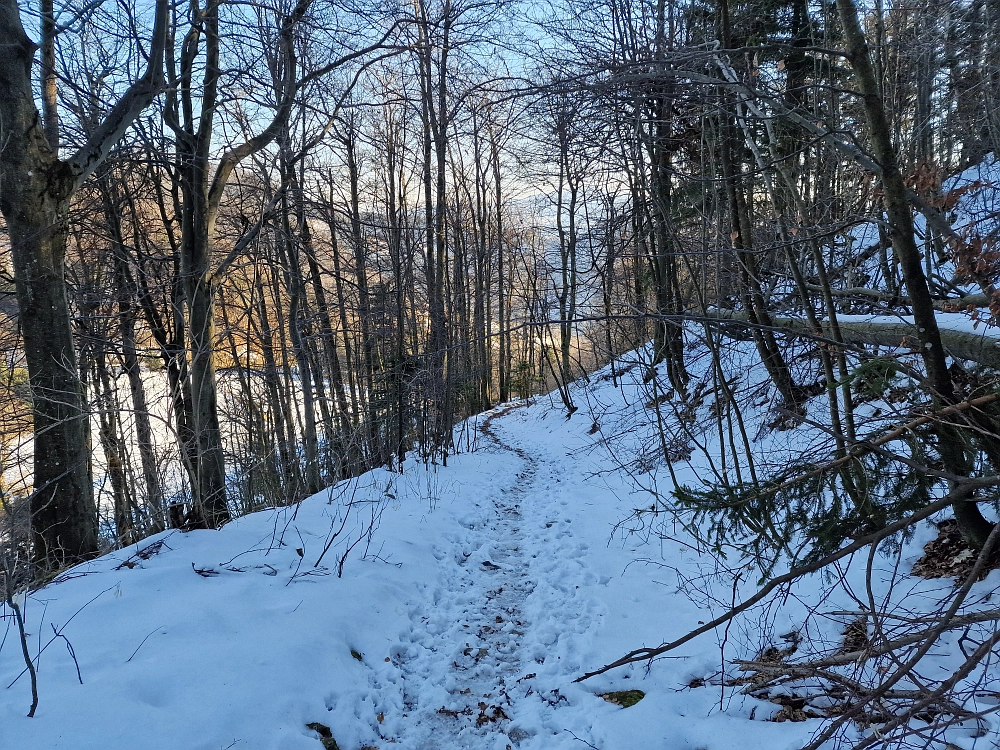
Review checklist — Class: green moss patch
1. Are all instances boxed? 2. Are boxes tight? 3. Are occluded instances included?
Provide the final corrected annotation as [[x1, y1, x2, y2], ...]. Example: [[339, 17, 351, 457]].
[[599, 690, 645, 708]]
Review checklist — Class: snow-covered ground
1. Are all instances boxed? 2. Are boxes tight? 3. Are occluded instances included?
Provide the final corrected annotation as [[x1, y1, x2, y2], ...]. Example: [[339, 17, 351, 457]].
[[1, 346, 998, 750]]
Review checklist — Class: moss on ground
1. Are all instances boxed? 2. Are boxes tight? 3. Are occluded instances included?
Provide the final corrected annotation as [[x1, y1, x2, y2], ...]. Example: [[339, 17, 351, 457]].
[[599, 690, 645, 708]]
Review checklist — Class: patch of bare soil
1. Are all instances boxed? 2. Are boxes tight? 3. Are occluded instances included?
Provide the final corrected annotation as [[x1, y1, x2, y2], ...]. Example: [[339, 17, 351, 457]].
[[911, 520, 988, 579]]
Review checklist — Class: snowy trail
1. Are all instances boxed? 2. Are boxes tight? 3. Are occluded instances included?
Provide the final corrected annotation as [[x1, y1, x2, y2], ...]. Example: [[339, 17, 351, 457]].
[[391, 405, 599, 750], [392, 406, 540, 749]]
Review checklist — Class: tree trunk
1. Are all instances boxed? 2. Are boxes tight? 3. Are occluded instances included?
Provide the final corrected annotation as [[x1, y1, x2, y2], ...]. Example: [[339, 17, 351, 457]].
[[93, 352, 136, 546], [0, 6, 97, 568], [836, 0, 994, 548], [185, 260, 229, 528], [281, 165, 321, 496], [12, 210, 99, 568]]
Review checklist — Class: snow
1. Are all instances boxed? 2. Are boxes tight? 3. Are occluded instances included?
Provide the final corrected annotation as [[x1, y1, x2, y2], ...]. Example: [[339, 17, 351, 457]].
[[942, 154, 1000, 235], [2, 346, 999, 750]]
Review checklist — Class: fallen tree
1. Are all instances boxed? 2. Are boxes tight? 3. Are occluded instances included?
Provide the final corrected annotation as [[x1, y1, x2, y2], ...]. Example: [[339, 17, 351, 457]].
[[703, 308, 1000, 371]]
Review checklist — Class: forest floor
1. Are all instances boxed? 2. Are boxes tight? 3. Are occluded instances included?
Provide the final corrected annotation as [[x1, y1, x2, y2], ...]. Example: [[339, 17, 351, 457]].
[[2, 348, 998, 750]]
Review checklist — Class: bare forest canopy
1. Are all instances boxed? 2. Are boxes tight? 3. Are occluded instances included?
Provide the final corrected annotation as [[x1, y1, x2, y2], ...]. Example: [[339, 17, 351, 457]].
[[2, 0, 1000, 580]]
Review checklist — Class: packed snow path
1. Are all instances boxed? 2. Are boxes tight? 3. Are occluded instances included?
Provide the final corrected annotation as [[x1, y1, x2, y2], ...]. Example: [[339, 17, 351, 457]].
[[393, 405, 572, 749]]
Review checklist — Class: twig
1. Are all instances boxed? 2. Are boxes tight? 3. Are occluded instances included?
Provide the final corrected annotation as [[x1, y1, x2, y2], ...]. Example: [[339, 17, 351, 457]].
[[6, 584, 116, 688], [848, 631, 1000, 750], [126, 625, 165, 663], [735, 608, 1000, 671], [800, 519, 1000, 750], [565, 730, 601, 749], [314, 491, 358, 567], [51, 623, 82, 684], [6, 593, 37, 716]]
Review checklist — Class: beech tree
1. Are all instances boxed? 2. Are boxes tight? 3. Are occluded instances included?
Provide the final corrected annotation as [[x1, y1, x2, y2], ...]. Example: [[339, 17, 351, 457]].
[[0, 0, 168, 569]]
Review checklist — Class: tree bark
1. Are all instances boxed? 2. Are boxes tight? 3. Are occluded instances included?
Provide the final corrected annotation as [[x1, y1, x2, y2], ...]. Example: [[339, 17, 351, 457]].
[[0, 0, 166, 569]]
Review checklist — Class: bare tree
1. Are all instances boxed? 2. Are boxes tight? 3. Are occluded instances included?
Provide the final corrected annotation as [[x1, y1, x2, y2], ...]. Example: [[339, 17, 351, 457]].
[[0, 0, 168, 570]]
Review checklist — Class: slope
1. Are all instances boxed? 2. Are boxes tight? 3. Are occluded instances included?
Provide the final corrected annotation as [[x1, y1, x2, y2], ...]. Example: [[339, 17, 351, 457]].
[[1, 345, 996, 750]]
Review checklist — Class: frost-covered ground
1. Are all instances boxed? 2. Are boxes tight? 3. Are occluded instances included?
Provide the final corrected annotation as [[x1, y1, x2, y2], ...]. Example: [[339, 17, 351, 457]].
[[1, 346, 998, 750]]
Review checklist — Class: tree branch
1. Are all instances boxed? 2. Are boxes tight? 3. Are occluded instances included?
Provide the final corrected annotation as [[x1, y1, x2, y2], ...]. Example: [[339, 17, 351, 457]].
[[67, 0, 168, 187], [575, 482, 992, 682]]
